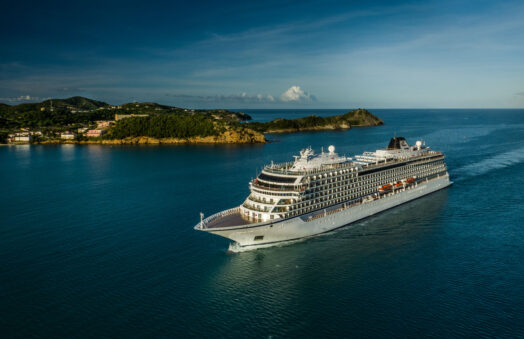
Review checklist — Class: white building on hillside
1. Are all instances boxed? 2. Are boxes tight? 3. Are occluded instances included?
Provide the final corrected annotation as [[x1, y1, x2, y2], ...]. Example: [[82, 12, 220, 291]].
[[61, 132, 77, 139]]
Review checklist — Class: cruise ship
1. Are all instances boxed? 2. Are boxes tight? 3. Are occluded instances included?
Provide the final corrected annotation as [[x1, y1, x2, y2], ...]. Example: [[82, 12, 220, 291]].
[[195, 137, 451, 250]]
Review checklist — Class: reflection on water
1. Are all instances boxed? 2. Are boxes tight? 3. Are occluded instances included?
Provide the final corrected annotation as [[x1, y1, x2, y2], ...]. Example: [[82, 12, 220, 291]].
[[85, 145, 113, 178], [5, 144, 32, 169], [212, 189, 449, 288], [200, 190, 450, 337]]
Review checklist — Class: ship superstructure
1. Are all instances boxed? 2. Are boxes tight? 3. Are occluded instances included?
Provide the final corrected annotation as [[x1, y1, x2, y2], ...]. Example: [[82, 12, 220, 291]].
[[195, 137, 451, 250]]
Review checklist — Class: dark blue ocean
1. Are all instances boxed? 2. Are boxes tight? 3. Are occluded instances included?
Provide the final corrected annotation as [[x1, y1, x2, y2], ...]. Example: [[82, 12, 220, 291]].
[[1, 109, 524, 337]]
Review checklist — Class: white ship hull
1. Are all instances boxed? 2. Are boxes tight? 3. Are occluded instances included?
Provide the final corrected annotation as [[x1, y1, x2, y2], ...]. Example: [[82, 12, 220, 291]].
[[205, 175, 451, 251]]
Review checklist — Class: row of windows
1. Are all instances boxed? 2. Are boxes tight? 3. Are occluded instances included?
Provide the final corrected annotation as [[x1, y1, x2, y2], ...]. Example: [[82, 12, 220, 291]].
[[252, 155, 443, 196], [303, 157, 445, 195], [284, 169, 448, 218], [285, 159, 446, 214]]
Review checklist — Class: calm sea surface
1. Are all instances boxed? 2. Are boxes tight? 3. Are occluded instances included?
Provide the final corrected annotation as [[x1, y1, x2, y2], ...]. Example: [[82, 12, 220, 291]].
[[1, 109, 524, 337]]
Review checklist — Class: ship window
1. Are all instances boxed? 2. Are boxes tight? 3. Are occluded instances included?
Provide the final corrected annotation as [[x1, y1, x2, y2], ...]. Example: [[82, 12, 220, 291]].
[[254, 235, 264, 241]]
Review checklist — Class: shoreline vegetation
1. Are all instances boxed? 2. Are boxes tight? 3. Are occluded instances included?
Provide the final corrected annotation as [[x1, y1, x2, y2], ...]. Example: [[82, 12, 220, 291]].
[[0, 96, 383, 145]]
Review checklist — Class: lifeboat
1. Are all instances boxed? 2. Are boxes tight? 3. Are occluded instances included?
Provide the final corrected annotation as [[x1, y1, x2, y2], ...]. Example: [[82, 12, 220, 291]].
[[379, 184, 393, 192], [406, 177, 416, 184], [394, 181, 404, 188]]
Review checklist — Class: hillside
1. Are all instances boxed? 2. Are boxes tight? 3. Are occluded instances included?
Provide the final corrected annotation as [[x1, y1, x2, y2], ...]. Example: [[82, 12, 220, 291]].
[[0, 96, 251, 129], [0, 96, 261, 144]]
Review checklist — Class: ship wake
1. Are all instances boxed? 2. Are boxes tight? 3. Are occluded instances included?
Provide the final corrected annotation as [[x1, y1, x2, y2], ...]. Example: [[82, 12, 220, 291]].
[[452, 146, 524, 181], [227, 238, 307, 253]]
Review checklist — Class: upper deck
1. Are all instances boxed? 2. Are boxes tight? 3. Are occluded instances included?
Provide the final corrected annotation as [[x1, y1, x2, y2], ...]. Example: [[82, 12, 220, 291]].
[[262, 150, 442, 177], [261, 138, 437, 177]]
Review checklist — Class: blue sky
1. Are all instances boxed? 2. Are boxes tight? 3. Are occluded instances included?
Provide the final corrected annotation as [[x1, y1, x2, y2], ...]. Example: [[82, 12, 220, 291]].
[[1, 0, 524, 108]]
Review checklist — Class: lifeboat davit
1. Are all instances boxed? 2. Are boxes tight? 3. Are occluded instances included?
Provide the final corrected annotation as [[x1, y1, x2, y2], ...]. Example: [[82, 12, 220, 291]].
[[379, 184, 393, 192]]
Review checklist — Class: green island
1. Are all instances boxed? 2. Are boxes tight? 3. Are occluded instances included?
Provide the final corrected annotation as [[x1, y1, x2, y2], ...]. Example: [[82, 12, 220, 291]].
[[0, 96, 383, 144]]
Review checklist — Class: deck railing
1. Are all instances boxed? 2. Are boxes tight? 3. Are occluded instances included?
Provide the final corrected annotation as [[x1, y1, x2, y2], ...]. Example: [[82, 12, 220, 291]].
[[198, 206, 240, 229], [263, 161, 357, 175], [359, 151, 442, 172]]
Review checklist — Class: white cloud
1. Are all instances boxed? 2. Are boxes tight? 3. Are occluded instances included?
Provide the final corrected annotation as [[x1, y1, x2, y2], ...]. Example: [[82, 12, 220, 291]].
[[280, 86, 316, 102], [0, 95, 45, 103]]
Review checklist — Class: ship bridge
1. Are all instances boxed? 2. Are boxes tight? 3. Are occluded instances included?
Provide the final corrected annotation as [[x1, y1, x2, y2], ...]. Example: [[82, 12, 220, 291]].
[[290, 145, 352, 171]]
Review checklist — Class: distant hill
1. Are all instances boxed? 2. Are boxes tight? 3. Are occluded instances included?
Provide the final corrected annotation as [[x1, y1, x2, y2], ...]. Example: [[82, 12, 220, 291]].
[[42, 96, 108, 110], [114, 101, 251, 121], [120, 102, 176, 111], [0, 96, 108, 114], [249, 108, 383, 133]]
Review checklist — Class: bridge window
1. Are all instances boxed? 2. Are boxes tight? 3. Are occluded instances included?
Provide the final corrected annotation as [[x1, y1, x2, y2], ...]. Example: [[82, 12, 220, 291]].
[[258, 173, 297, 183]]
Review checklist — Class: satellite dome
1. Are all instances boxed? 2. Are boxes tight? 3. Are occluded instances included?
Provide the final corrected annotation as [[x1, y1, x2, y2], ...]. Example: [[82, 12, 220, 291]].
[[328, 145, 335, 153]]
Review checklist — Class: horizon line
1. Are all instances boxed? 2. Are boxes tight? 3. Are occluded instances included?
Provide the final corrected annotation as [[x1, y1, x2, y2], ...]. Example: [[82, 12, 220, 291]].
[[1, 97, 523, 110]]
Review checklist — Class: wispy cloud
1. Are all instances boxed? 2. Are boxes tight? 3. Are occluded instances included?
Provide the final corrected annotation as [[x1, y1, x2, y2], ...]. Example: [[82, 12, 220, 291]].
[[167, 86, 316, 107], [515, 92, 524, 96], [0, 95, 48, 103], [167, 92, 276, 104]]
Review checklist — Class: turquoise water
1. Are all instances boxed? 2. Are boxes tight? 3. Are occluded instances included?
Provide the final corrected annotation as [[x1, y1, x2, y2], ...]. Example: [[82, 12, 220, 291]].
[[1, 109, 524, 337]]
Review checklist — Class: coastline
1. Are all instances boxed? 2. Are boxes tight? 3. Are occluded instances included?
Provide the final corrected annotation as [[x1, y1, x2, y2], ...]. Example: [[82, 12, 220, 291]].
[[2, 100, 383, 145], [2, 124, 388, 145], [32, 129, 266, 145]]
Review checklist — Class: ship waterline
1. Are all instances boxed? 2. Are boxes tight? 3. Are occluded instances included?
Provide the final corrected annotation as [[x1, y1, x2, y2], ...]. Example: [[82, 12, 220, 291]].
[[195, 137, 452, 250]]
